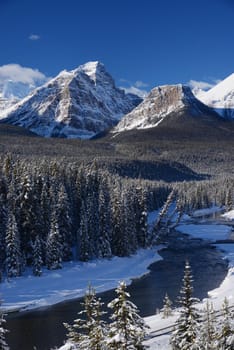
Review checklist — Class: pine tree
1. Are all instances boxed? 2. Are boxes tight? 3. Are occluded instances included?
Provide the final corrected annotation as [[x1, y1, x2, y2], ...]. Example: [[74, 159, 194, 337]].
[[0, 199, 7, 274], [64, 285, 107, 350], [98, 186, 112, 258], [56, 184, 72, 261], [77, 201, 92, 262], [107, 281, 148, 350], [32, 234, 43, 276], [170, 261, 200, 350], [46, 212, 62, 270], [197, 301, 217, 350], [0, 310, 9, 350], [225, 189, 233, 212], [161, 293, 173, 318], [216, 298, 234, 349], [5, 212, 22, 278]]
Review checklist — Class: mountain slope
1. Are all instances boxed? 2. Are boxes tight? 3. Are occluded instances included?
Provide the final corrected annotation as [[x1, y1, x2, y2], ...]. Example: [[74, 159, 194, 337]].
[[113, 84, 223, 134], [197, 73, 234, 119], [0, 62, 141, 138]]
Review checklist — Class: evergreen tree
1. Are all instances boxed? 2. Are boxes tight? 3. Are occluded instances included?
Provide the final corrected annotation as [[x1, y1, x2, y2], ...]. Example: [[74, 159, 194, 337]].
[[107, 281, 148, 350], [197, 301, 217, 350], [46, 212, 62, 270], [32, 234, 43, 276], [0, 308, 9, 350], [161, 293, 173, 318], [0, 199, 7, 274], [134, 187, 148, 249], [98, 186, 112, 258], [77, 201, 92, 262], [5, 212, 22, 278], [170, 261, 200, 350], [225, 189, 233, 212], [216, 298, 234, 349], [56, 184, 72, 261], [64, 285, 107, 350]]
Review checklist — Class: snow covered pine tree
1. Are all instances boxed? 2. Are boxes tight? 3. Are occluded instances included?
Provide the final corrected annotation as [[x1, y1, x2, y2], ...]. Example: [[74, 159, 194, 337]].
[[64, 285, 107, 350], [107, 281, 148, 350], [170, 261, 200, 350], [0, 300, 9, 350]]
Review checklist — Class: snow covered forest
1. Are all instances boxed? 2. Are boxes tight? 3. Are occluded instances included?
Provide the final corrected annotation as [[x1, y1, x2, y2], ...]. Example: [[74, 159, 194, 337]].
[[1, 152, 234, 280], [0, 154, 171, 279]]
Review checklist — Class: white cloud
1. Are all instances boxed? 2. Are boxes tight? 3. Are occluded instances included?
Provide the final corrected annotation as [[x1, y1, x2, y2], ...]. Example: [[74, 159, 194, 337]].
[[135, 80, 149, 88], [29, 34, 40, 41], [121, 85, 148, 98], [188, 79, 217, 91], [0, 63, 48, 85], [119, 79, 149, 98]]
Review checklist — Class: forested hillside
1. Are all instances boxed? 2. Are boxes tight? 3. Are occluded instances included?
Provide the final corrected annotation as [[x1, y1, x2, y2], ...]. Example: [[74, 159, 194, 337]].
[[1, 125, 234, 280]]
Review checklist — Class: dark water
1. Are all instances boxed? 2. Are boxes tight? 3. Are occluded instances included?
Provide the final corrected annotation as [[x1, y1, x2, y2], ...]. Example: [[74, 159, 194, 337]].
[[6, 237, 228, 350]]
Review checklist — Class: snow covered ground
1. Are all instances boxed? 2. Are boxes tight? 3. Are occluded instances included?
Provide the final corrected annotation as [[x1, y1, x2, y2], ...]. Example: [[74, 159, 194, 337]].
[[0, 247, 163, 313], [144, 211, 234, 349]]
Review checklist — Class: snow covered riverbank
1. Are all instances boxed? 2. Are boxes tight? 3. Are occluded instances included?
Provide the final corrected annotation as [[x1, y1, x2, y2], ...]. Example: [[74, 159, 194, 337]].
[[0, 247, 163, 313]]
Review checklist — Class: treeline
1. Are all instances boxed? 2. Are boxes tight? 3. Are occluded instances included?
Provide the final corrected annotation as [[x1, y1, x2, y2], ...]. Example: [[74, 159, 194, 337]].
[[175, 176, 234, 212], [0, 155, 169, 279]]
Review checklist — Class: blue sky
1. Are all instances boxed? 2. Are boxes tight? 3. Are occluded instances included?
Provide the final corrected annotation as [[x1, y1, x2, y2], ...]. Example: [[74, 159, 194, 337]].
[[0, 0, 234, 94]]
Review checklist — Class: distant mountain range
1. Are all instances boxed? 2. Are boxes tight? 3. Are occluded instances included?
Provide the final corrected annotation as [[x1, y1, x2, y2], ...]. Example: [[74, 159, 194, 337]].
[[0, 62, 234, 139]]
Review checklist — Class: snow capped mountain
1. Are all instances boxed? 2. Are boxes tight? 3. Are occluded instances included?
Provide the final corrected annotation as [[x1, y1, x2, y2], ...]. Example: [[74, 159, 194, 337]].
[[0, 61, 141, 138], [197, 73, 234, 119], [114, 84, 217, 132]]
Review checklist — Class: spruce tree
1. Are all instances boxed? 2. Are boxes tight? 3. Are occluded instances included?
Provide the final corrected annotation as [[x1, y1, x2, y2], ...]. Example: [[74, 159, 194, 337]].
[[5, 212, 22, 278], [161, 293, 173, 318], [107, 281, 148, 350], [0, 312, 9, 350], [56, 184, 72, 261], [64, 285, 107, 350], [46, 212, 62, 270], [216, 298, 234, 349], [32, 234, 43, 276], [170, 261, 200, 350], [197, 301, 217, 350], [0, 199, 7, 274]]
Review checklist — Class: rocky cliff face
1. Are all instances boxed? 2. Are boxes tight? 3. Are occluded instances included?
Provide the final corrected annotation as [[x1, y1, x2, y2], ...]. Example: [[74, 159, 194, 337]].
[[114, 84, 219, 132]]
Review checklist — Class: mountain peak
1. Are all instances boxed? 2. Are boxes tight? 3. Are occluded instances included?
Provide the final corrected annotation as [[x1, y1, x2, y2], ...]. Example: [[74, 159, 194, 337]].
[[114, 83, 217, 132], [0, 61, 141, 138], [79, 61, 104, 76]]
